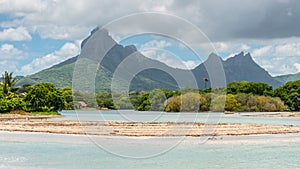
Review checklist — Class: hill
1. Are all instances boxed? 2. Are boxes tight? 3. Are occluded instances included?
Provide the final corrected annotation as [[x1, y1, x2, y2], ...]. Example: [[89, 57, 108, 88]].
[[274, 73, 300, 84]]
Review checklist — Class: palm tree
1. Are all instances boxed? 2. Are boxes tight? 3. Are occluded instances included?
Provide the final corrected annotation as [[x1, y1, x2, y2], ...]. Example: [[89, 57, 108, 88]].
[[2, 71, 18, 95], [203, 77, 209, 89]]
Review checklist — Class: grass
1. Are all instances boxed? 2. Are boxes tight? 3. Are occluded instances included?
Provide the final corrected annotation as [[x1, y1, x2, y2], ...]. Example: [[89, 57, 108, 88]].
[[1, 110, 62, 116], [31, 111, 61, 116]]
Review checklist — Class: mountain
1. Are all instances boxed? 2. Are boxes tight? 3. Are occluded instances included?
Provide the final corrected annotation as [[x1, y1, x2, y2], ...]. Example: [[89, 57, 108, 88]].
[[16, 28, 283, 91], [17, 28, 184, 91], [191, 52, 282, 88], [274, 73, 300, 84]]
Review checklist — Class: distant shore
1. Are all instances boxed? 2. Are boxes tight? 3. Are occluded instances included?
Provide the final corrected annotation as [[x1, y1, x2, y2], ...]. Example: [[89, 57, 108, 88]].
[[241, 112, 300, 117], [1, 114, 300, 136]]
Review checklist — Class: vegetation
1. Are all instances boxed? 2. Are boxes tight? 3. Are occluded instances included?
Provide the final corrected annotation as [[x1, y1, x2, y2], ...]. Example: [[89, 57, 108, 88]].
[[24, 83, 65, 112], [2, 71, 18, 95], [31, 111, 61, 115], [1, 71, 300, 113], [0, 72, 72, 114], [134, 81, 289, 112], [273, 80, 300, 111]]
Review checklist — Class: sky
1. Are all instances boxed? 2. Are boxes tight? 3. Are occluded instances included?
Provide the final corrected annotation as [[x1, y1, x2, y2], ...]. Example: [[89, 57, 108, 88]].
[[0, 0, 300, 76]]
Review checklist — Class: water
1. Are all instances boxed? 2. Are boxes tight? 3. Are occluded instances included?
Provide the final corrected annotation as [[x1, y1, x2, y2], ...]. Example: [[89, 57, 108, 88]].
[[57, 110, 300, 126], [2, 110, 300, 168], [1, 132, 300, 169]]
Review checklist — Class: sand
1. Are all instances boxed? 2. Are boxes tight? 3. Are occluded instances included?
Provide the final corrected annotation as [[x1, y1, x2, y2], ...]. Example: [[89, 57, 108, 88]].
[[243, 112, 300, 117], [1, 114, 300, 136]]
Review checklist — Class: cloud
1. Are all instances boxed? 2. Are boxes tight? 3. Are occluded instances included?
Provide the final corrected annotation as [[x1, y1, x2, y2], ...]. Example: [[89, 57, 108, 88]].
[[140, 47, 199, 70], [0, 44, 27, 74], [294, 63, 300, 72], [155, 52, 198, 69], [0, 60, 19, 75], [0, 44, 26, 60], [0, 0, 299, 41], [251, 43, 300, 76], [140, 40, 172, 51], [20, 41, 80, 75], [214, 42, 251, 54], [0, 27, 32, 41], [252, 46, 273, 57], [1, 0, 300, 76], [0, 0, 45, 17]]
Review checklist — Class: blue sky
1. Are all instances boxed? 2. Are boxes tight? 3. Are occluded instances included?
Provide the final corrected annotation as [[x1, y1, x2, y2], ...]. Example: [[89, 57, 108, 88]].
[[0, 0, 300, 77]]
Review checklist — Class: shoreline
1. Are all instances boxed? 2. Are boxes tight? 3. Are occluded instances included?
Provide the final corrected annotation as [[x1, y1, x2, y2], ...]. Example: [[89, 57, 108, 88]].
[[1, 131, 300, 145], [242, 112, 300, 117], [1, 115, 300, 136]]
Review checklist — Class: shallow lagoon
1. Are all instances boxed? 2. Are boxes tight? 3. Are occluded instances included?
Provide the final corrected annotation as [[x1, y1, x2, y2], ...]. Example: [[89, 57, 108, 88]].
[[57, 110, 300, 126], [2, 110, 300, 169], [1, 132, 300, 169]]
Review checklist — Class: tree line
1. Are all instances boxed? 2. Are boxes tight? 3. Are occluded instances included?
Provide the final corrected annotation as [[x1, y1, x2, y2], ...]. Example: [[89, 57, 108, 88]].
[[93, 81, 299, 112], [1, 71, 300, 113], [0, 71, 73, 113]]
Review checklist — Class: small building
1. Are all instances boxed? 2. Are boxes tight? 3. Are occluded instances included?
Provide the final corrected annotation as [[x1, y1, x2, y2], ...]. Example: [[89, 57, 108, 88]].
[[77, 101, 87, 109]]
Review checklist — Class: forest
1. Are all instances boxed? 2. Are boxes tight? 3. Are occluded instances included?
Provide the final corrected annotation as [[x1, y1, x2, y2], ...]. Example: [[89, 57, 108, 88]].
[[1, 71, 300, 113]]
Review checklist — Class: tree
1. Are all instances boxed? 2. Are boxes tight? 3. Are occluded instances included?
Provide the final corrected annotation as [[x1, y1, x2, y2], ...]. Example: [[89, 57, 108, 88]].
[[1, 71, 18, 95], [136, 92, 151, 111], [24, 83, 65, 112], [148, 89, 167, 111], [96, 91, 116, 109], [273, 80, 300, 111], [225, 94, 241, 111], [61, 86, 74, 110], [203, 78, 209, 89], [227, 81, 272, 95], [165, 92, 208, 112]]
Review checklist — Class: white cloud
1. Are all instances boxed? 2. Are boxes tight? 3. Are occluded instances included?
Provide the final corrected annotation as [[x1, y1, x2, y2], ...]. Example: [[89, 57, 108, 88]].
[[140, 40, 172, 51], [0, 44, 26, 60], [274, 43, 300, 57], [156, 52, 198, 69], [19, 41, 80, 75], [0, 60, 19, 75], [0, 44, 28, 74], [181, 60, 198, 69], [0, 27, 32, 41], [0, 0, 45, 17], [34, 25, 92, 40], [252, 46, 272, 57], [251, 43, 300, 76], [140, 48, 199, 70], [214, 42, 251, 54], [294, 63, 300, 72]]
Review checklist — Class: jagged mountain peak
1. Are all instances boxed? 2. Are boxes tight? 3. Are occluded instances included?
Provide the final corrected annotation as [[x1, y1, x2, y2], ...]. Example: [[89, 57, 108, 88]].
[[16, 28, 283, 90], [124, 45, 137, 52], [207, 52, 223, 61], [80, 28, 111, 49], [225, 51, 255, 65]]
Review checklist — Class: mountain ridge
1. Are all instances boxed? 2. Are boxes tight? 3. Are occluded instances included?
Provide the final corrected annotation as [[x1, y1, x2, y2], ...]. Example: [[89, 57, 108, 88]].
[[274, 72, 300, 84], [16, 29, 284, 90]]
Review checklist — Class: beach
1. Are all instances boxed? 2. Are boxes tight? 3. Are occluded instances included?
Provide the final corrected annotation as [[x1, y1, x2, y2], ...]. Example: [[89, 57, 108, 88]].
[[1, 114, 300, 136]]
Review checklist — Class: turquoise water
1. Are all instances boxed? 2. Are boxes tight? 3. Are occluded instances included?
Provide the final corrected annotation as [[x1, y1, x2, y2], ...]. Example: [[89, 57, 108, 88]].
[[57, 110, 300, 126], [1, 132, 300, 169], [2, 110, 300, 168]]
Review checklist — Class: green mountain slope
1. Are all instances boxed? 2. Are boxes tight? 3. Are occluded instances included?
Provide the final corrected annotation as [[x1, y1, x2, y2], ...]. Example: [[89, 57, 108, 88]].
[[274, 73, 300, 84]]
